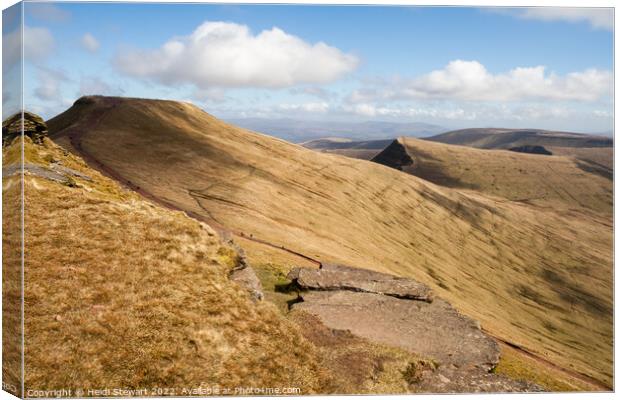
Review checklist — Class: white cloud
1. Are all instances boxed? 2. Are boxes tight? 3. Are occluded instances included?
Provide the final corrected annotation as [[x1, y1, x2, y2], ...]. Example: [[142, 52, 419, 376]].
[[81, 33, 100, 53], [278, 102, 330, 113], [348, 60, 612, 103], [342, 103, 478, 120], [516, 8, 613, 31], [3, 25, 55, 67], [34, 68, 69, 101], [115, 21, 358, 89]]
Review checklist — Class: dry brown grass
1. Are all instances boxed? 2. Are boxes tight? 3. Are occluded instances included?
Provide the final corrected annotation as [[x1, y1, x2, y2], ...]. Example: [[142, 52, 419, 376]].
[[395, 137, 612, 214], [317, 149, 383, 160], [494, 343, 601, 392], [3, 138, 23, 397], [48, 96, 613, 387], [16, 138, 328, 394], [548, 146, 613, 170]]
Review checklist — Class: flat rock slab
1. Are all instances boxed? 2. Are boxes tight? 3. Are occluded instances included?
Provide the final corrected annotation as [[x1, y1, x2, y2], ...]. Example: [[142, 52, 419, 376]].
[[291, 290, 500, 370], [288, 263, 433, 301]]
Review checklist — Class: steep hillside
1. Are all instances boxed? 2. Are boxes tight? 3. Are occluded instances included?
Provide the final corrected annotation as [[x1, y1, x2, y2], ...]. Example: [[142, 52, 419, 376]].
[[302, 138, 393, 160], [371, 137, 612, 214], [49, 96, 612, 387], [9, 135, 331, 393], [425, 128, 612, 149]]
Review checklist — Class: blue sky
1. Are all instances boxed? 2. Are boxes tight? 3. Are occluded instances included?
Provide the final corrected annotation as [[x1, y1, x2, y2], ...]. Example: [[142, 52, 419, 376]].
[[3, 2, 614, 133]]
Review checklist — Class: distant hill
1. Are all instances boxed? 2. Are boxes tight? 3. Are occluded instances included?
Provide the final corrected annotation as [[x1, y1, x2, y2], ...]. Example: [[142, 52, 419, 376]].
[[227, 117, 446, 143], [371, 137, 612, 214], [425, 128, 612, 149], [301, 138, 394, 160], [423, 128, 613, 178]]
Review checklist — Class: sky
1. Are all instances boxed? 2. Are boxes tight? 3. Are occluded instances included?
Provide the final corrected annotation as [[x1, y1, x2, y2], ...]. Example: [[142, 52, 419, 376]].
[[2, 2, 614, 133]]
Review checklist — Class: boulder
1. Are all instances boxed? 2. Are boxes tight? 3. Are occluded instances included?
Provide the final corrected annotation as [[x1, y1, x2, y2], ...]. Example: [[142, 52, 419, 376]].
[[2, 111, 48, 145], [230, 266, 264, 302], [228, 245, 264, 302], [288, 263, 434, 302]]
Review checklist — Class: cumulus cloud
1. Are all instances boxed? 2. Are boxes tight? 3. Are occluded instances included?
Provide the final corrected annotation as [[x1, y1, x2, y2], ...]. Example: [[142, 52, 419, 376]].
[[348, 60, 612, 103], [81, 33, 100, 53], [115, 21, 358, 88], [3, 25, 55, 67], [515, 8, 613, 31]]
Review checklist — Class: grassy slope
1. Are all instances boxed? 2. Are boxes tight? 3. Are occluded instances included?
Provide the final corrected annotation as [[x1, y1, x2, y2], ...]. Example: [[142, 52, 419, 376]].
[[318, 149, 383, 160], [2, 138, 23, 397], [15, 137, 331, 392], [385, 137, 612, 214], [49, 96, 612, 387]]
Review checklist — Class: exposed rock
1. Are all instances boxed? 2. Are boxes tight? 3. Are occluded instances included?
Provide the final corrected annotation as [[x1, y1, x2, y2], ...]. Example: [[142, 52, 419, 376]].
[[370, 139, 414, 171], [288, 263, 433, 302], [50, 164, 93, 182], [2, 112, 48, 145], [228, 244, 264, 302], [230, 266, 264, 302], [3, 162, 92, 185], [286, 264, 543, 392], [416, 366, 544, 393], [508, 145, 552, 156], [291, 290, 499, 370]]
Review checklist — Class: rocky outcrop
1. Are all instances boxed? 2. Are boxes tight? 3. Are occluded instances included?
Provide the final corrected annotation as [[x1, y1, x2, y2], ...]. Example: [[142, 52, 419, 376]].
[[228, 245, 264, 302], [291, 290, 498, 370], [230, 266, 264, 302], [3, 162, 92, 185], [415, 366, 544, 393], [370, 138, 414, 171], [288, 263, 433, 301], [2, 112, 48, 145], [287, 263, 542, 393]]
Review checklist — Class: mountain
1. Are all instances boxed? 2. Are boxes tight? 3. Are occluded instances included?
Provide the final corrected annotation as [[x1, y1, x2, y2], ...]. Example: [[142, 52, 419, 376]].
[[371, 137, 612, 214], [301, 138, 394, 160], [227, 117, 446, 143], [48, 96, 612, 388], [425, 128, 612, 149]]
